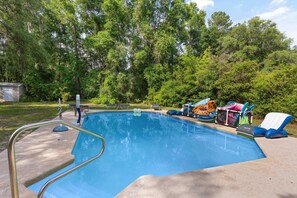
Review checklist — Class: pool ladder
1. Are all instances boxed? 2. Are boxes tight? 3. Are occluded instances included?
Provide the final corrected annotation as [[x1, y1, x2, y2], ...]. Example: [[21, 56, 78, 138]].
[[7, 120, 106, 198]]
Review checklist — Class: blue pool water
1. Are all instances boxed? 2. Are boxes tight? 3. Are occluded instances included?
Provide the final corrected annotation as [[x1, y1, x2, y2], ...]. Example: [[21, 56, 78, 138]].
[[29, 112, 265, 197]]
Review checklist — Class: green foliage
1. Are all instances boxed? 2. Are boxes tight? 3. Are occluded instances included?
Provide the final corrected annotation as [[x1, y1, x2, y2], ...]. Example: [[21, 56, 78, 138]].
[[0, 0, 296, 120], [251, 65, 297, 118], [195, 49, 218, 99], [81, 69, 101, 98], [59, 86, 71, 102], [144, 64, 168, 93], [153, 31, 177, 64], [207, 11, 232, 53], [221, 17, 291, 62], [263, 50, 297, 70], [216, 61, 259, 103], [155, 80, 189, 107], [23, 68, 58, 101]]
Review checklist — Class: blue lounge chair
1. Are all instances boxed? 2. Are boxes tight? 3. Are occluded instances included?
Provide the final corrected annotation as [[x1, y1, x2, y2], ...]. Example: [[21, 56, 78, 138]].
[[237, 112, 294, 138]]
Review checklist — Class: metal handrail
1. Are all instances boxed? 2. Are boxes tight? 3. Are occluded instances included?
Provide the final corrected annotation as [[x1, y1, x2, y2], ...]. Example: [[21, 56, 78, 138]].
[[7, 120, 106, 198]]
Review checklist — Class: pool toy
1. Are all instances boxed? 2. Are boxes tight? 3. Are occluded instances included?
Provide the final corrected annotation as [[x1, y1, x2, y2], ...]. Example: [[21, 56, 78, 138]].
[[239, 104, 255, 126], [183, 98, 210, 116], [133, 108, 141, 116], [193, 100, 216, 122], [216, 102, 253, 127]]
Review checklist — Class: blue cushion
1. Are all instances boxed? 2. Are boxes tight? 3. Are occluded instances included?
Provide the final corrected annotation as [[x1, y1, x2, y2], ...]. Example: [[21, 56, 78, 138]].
[[265, 129, 288, 139], [167, 110, 177, 115], [253, 126, 267, 137], [277, 115, 294, 131], [176, 111, 182, 115]]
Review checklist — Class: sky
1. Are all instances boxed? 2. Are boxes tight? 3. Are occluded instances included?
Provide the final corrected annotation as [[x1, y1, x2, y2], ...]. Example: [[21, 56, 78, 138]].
[[189, 0, 297, 46]]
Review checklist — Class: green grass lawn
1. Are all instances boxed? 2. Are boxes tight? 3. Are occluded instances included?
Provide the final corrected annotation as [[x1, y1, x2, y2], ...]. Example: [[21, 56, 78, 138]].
[[0, 102, 60, 151], [1, 101, 296, 151], [0, 101, 154, 151]]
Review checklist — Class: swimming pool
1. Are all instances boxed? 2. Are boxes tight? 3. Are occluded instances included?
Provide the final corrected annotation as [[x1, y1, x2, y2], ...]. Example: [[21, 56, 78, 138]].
[[29, 112, 265, 197]]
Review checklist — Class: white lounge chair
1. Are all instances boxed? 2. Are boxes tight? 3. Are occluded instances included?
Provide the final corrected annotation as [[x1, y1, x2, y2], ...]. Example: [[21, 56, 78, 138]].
[[237, 112, 293, 138]]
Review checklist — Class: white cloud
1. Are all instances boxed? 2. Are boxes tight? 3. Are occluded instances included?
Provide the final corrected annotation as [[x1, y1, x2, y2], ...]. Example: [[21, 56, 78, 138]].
[[191, 0, 214, 9], [258, 7, 297, 46], [270, 0, 287, 6], [274, 11, 297, 46], [257, 6, 290, 19]]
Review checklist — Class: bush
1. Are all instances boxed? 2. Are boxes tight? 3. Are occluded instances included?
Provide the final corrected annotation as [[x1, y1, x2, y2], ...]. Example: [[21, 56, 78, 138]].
[[19, 95, 34, 102], [61, 92, 70, 102], [91, 97, 117, 104]]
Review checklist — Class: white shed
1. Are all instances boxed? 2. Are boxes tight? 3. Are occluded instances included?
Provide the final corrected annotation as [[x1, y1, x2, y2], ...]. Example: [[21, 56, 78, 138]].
[[0, 83, 25, 102]]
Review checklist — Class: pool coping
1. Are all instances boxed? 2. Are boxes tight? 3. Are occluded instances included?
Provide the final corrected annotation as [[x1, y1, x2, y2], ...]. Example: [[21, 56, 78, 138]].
[[0, 109, 297, 198]]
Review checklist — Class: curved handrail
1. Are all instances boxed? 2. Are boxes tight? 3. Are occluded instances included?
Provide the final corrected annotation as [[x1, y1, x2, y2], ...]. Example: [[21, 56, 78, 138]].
[[7, 120, 106, 198]]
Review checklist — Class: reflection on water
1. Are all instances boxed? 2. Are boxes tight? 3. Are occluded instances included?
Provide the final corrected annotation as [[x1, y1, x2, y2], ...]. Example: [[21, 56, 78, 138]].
[[29, 112, 265, 198]]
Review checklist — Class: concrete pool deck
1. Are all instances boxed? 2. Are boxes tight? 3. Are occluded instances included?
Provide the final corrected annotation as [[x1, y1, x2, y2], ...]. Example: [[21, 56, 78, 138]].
[[0, 110, 297, 198]]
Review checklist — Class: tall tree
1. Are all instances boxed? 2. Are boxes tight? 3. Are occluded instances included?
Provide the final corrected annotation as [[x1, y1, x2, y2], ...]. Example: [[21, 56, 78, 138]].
[[0, 0, 48, 82], [221, 17, 291, 62], [207, 11, 232, 54]]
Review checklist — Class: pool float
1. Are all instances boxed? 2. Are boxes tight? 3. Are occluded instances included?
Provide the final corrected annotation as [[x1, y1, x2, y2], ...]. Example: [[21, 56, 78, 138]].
[[193, 100, 216, 122], [133, 108, 141, 116]]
